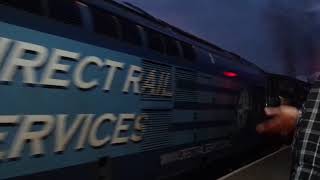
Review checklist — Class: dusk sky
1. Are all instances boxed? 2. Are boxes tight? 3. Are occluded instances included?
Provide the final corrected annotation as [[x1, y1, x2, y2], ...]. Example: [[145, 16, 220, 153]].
[[124, 0, 319, 79]]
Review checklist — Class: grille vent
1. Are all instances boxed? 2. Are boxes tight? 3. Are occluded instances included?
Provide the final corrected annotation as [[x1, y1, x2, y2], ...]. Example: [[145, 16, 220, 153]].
[[141, 110, 171, 151], [175, 68, 198, 102]]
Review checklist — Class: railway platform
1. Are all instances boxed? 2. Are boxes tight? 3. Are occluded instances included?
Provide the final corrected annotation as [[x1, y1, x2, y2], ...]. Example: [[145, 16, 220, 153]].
[[217, 146, 291, 180]]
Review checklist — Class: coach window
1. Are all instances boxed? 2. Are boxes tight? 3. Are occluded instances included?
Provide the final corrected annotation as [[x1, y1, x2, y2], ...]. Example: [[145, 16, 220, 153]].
[[91, 8, 120, 39], [164, 37, 180, 57], [147, 29, 165, 54], [48, 0, 82, 26], [0, 0, 44, 15], [119, 19, 142, 46], [181, 42, 196, 61]]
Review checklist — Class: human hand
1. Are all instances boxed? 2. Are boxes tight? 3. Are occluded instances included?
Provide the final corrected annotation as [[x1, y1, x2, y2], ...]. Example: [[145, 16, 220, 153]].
[[256, 105, 299, 136]]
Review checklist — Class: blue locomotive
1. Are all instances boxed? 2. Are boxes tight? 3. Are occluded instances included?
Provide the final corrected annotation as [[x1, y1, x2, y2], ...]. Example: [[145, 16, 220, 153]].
[[0, 1, 308, 179]]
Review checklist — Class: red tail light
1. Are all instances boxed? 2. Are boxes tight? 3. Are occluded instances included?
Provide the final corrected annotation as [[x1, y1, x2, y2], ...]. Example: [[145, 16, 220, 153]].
[[223, 71, 238, 78]]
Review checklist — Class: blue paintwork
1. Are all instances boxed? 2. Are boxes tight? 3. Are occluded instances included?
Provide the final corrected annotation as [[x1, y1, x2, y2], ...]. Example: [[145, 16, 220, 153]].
[[0, 21, 142, 179], [0, 2, 269, 180]]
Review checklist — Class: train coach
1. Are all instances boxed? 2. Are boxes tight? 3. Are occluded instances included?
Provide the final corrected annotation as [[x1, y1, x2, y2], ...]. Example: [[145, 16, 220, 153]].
[[0, 0, 309, 179]]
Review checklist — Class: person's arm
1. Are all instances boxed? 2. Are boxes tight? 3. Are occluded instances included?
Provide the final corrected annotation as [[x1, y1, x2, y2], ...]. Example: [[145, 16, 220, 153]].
[[257, 84, 320, 179], [256, 105, 299, 136]]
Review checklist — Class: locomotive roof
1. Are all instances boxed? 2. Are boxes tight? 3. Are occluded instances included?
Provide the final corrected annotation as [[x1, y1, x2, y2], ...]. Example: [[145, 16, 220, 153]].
[[97, 1, 238, 56], [83, 0, 265, 72]]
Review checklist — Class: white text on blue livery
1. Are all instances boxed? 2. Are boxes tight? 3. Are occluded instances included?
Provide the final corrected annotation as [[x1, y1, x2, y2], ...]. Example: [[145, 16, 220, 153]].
[[0, 36, 174, 160], [0, 37, 172, 96], [0, 113, 143, 160]]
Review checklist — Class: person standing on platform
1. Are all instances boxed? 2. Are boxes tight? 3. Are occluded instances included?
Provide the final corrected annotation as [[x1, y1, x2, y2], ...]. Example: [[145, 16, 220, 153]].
[[256, 77, 320, 179]]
